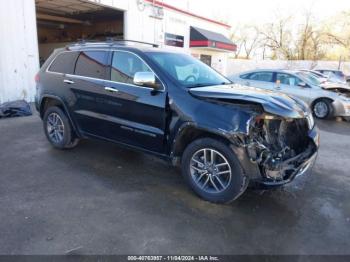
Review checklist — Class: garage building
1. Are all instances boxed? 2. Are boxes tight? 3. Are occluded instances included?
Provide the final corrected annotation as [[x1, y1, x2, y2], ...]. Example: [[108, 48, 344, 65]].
[[0, 0, 235, 103]]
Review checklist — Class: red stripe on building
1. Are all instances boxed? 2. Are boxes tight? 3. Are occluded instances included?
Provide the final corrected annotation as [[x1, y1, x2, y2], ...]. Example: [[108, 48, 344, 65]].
[[189, 40, 210, 46], [144, 0, 231, 29], [190, 40, 237, 51], [215, 42, 236, 51]]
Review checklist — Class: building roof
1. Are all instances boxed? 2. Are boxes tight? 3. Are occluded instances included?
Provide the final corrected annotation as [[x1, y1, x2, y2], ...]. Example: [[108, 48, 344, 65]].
[[190, 27, 236, 52]]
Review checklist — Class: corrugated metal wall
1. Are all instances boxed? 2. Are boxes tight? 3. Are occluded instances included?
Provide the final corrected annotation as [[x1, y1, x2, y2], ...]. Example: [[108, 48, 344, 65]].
[[0, 0, 39, 103]]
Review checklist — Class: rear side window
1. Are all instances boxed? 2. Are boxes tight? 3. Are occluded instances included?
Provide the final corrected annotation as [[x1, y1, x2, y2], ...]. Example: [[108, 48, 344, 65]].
[[248, 72, 274, 82], [48, 52, 79, 74], [75, 51, 109, 79]]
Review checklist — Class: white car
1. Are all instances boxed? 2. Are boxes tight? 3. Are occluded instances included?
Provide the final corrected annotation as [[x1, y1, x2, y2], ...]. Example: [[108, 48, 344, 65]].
[[230, 69, 350, 119]]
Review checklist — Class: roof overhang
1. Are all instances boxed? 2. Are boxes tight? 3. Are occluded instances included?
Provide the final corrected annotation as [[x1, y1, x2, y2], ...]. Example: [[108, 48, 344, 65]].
[[35, 0, 104, 15], [190, 26, 236, 52]]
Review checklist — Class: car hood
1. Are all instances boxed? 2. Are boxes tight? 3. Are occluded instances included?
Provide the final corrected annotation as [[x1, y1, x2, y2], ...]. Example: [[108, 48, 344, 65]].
[[189, 84, 309, 119], [321, 82, 350, 90]]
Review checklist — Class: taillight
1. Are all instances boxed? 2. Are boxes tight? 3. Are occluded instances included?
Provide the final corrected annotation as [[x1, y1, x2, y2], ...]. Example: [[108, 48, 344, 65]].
[[35, 73, 40, 83]]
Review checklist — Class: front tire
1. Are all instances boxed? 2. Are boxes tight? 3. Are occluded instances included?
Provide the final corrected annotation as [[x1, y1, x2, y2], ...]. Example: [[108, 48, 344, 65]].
[[43, 106, 79, 149], [312, 99, 333, 119], [181, 138, 248, 203]]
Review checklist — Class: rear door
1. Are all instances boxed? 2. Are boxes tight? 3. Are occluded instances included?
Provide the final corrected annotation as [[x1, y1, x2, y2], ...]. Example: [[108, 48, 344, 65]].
[[66, 50, 113, 138], [44, 51, 80, 102], [101, 50, 167, 153]]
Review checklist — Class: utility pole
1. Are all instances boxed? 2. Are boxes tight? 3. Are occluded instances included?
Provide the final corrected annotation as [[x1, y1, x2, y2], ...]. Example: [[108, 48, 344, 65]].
[[338, 56, 342, 70]]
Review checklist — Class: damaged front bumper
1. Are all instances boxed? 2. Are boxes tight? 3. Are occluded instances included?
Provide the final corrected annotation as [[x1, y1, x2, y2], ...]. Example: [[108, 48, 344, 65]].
[[332, 99, 350, 117], [245, 118, 320, 187], [259, 145, 318, 186]]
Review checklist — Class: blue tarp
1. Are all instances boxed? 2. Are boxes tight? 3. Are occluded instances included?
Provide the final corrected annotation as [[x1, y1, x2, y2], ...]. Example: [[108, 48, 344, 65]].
[[0, 100, 32, 118]]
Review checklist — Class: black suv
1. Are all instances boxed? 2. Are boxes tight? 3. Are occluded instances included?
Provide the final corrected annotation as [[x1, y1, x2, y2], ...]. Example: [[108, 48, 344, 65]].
[[35, 40, 319, 203]]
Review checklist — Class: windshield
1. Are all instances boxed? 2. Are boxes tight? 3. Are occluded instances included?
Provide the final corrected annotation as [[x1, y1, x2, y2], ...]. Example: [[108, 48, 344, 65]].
[[145, 52, 231, 88], [296, 72, 322, 86]]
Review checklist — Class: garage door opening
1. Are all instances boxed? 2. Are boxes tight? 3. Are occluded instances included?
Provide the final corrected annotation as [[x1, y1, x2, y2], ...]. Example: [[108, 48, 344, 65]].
[[35, 0, 124, 65]]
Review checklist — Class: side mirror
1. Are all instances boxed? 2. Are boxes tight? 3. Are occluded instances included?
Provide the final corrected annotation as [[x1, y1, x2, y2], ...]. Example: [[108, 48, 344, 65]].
[[133, 72, 159, 89], [298, 82, 307, 88]]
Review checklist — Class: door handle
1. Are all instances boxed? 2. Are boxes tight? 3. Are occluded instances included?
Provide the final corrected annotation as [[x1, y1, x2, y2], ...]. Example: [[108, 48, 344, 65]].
[[63, 79, 75, 84], [105, 87, 119, 93]]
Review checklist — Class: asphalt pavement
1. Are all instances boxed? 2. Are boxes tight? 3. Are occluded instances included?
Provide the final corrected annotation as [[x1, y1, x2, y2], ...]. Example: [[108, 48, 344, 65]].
[[0, 112, 349, 255]]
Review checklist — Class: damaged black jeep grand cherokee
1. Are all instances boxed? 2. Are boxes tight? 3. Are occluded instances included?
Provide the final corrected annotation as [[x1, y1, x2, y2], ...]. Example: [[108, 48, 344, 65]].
[[35, 40, 319, 203]]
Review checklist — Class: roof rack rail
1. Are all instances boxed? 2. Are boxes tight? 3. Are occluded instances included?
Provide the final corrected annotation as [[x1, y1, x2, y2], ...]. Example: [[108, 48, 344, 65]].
[[67, 39, 102, 47], [76, 39, 100, 44], [106, 38, 159, 48], [68, 38, 159, 48]]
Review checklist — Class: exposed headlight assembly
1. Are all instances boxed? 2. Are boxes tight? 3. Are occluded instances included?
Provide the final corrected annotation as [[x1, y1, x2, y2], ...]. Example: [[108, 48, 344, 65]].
[[257, 113, 314, 130]]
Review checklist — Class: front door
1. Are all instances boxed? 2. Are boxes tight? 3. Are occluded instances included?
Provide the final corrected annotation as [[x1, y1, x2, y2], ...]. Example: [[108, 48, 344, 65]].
[[274, 73, 311, 103], [101, 50, 167, 153]]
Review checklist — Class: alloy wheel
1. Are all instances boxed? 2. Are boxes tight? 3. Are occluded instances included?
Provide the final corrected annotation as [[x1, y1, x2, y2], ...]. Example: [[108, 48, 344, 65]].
[[190, 148, 232, 194], [47, 112, 65, 143], [313, 101, 328, 118]]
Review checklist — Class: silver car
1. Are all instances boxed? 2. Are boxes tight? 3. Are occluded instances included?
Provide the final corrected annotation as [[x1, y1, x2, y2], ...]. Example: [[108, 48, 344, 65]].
[[230, 69, 350, 119], [315, 69, 349, 85]]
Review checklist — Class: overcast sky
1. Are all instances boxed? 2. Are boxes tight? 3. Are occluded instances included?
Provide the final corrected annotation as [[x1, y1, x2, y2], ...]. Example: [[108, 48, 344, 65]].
[[166, 0, 350, 26]]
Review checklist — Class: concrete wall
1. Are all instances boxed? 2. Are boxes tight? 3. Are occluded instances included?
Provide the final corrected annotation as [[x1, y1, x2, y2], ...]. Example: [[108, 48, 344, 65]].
[[226, 58, 350, 77], [0, 0, 39, 103]]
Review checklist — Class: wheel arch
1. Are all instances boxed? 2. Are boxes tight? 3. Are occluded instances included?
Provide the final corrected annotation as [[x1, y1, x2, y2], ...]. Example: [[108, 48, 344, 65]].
[[170, 123, 242, 162], [311, 97, 335, 118], [40, 95, 81, 137], [311, 97, 334, 108], [40, 95, 64, 118], [170, 122, 259, 181]]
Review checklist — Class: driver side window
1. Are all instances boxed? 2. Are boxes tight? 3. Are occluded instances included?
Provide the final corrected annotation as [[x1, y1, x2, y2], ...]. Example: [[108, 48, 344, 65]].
[[111, 51, 152, 85], [276, 73, 301, 86]]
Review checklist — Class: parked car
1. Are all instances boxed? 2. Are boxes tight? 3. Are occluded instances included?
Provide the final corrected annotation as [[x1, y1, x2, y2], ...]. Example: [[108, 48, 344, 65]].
[[298, 69, 328, 83], [35, 41, 319, 203], [315, 69, 349, 85], [230, 69, 350, 119], [298, 70, 350, 90]]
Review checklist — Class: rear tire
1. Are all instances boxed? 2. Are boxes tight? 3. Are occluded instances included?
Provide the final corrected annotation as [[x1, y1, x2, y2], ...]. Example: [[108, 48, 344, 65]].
[[312, 99, 333, 119], [181, 138, 248, 203], [43, 106, 79, 149]]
